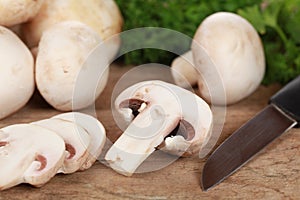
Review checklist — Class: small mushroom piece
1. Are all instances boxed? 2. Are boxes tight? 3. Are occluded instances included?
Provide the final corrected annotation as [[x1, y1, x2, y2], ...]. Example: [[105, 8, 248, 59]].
[[32, 118, 91, 174], [21, 0, 123, 58], [52, 112, 106, 170], [171, 51, 198, 88], [191, 12, 265, 105], [0, 124, 65, 190], [36, 21, 109, 111], [0, 26, 34, 120], [0, 0, 44, 26], [105, 80, 212, 176]]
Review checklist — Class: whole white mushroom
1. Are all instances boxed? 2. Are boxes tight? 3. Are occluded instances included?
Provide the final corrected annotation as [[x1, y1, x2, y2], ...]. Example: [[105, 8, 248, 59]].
[[191, 12, 265, 105], [0, 26, 34, 120], [0, 0, 44, 27], [172, 12, 266, 105], [36, 21, 109, 111], [21, 0, 123, 58], [171, 51, 198, 88]]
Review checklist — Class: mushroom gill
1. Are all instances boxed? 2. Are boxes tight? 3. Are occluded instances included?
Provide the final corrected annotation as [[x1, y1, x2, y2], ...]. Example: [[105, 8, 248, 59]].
[[120, 98, 196, 147], [119, 99, 148, 117]]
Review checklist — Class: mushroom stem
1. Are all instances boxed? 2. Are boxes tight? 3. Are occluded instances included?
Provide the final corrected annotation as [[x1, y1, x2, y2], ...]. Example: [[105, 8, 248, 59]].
[[105, 106, 180, 176]]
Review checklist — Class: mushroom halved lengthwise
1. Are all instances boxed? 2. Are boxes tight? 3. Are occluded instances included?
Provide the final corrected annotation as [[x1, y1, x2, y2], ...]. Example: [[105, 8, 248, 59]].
[[52, 112, 106, 170], [32, 118, 91, 174], [0, 124, 66, 190], [105, 80, 213, 176]]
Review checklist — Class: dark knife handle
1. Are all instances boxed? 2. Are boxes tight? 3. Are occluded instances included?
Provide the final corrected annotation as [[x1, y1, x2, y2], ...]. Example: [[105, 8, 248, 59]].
[[271, 75, 300, 122]]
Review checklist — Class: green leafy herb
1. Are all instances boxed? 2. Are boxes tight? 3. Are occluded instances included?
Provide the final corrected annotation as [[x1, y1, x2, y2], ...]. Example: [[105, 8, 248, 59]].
[[238, 0, 300, 84], [115, 0, 300, 84]]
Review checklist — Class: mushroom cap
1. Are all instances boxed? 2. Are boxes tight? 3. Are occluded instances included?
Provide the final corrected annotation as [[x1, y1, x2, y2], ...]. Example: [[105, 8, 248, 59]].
[[32, 118, 91, 174], [0, 26, 34, 120], [52, 112, 106, 170], [106, 80, 212, 176], [0, 0, 44, 26], [36, 21, 109, 111], [157, 82, 213, 157], [171, 50, 199, 88], [21, 0, 123, 50], [191, 12, 265, 105], [0, 124, 66, 190]]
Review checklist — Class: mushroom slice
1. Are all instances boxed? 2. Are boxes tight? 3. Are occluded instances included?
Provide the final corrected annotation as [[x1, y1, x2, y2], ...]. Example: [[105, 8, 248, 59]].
[[32, 118, 90, 174], [0, 124, 65, 190], [105, 80, 212, 176], [52, 112, 106, 170]]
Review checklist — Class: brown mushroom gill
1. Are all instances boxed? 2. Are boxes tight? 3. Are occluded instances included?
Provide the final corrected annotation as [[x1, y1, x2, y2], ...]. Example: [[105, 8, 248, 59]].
[[119, 99, 196, 142], [65, 143, 76, 159], [119, 98, 145, 117], [166, 120, 195, 141], [0, 141, 8, 147], [35, 155, 47, 171]]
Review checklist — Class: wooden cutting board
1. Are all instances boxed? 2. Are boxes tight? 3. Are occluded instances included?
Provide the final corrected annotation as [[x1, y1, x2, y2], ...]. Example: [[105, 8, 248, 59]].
[[1, 63, 299, 199]]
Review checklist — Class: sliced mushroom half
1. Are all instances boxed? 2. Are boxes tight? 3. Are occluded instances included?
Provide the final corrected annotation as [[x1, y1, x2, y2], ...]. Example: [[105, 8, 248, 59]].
[[32, 118, 91, 174], [0, 124, 66, 190], [52, 112, 106, 170], [105, 80, 212, 176]]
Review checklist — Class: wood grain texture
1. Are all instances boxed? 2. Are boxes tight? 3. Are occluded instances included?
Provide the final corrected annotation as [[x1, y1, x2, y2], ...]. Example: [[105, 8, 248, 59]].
[[0, 64, 299, 199]]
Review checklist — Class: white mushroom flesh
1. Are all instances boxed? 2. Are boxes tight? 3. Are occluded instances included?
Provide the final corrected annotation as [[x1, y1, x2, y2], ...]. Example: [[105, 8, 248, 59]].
[[0, 124, 65, 190], [52, 112, 106, 170], [32, 118, 91, 174]]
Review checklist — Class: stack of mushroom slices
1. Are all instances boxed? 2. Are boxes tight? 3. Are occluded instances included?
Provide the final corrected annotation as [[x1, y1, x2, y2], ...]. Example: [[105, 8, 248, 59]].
[[0, 112, 106, 191]]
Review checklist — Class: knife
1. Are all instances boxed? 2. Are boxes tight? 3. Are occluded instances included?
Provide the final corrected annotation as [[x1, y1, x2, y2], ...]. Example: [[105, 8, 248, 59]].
[[201, 75, 300, 191]]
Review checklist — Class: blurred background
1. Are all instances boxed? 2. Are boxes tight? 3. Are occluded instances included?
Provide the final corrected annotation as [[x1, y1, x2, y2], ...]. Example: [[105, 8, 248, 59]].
[[115, 0, 300, 85]]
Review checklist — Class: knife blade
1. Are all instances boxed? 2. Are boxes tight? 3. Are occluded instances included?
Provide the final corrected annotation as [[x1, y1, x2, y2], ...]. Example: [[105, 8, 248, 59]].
[[201, 75, 300, 191]]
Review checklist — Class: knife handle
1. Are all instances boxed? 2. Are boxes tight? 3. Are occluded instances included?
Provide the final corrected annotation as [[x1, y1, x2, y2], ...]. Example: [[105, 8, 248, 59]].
[[271, 75, 300, 122]]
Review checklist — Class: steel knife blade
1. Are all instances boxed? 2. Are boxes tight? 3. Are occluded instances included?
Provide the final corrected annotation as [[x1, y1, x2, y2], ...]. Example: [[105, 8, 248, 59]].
[[201, 75, 300, 191]]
